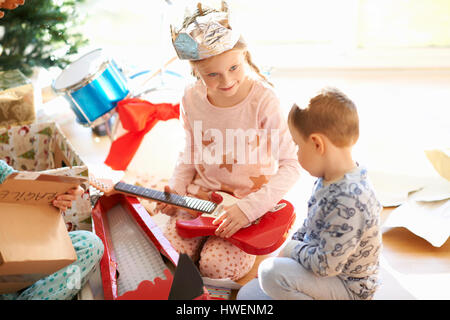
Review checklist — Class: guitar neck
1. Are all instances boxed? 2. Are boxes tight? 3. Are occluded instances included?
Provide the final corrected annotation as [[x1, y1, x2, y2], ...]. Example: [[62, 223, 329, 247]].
[[114, 182, 217, 214]]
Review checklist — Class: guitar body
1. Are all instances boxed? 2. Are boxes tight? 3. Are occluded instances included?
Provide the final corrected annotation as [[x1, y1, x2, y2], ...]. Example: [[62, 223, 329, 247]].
[[176, 192, 296, 255]]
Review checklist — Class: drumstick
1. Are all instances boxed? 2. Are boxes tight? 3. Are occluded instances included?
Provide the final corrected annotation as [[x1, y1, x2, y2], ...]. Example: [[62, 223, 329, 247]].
[[137, 55, 178, 88]]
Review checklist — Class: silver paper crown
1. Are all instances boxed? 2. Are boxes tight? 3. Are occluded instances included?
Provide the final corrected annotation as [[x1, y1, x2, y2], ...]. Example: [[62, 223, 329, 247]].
[[171, 2, 241, 61]]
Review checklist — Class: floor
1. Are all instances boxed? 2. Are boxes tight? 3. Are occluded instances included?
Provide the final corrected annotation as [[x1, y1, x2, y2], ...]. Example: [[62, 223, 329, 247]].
[[46, 68, 450, 300]]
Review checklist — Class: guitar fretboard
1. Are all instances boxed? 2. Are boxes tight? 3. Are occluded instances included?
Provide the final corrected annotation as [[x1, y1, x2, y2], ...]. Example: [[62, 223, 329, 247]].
[[114, 182, 217, 214]]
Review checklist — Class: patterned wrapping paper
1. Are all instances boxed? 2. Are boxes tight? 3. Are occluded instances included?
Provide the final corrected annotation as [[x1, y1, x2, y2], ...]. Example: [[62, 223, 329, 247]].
[[204, 285, 232, 300], [0, 121, 92, 231], [0, 70, 36, 128]]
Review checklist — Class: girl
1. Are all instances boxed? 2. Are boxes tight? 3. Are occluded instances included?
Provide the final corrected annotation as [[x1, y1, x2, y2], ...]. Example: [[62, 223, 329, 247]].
[[157, 2, 301, 281], [0, 159, 104, 300]]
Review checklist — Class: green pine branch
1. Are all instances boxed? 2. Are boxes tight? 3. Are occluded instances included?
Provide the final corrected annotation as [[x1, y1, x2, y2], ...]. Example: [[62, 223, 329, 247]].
[[0, 0, 88, 76]]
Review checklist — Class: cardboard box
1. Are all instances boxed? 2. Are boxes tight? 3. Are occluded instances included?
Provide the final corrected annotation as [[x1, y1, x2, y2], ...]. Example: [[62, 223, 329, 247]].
[[0, 70, 36, 128], [0, 121, 92, 231], [0, 172, 85, 294], [92, 194, 209, 300]]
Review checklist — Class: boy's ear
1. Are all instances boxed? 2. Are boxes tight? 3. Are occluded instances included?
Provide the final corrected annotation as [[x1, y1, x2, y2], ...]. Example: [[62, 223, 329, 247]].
[[310, 134, 325, 155]]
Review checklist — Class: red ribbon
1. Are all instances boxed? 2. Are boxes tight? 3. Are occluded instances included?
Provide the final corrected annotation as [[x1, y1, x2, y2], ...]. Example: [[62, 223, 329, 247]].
[[104, 98, 180, 170]]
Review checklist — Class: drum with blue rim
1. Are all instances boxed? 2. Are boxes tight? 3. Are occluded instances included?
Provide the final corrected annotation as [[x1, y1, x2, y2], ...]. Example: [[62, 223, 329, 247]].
[[52, 48, 129, 126]]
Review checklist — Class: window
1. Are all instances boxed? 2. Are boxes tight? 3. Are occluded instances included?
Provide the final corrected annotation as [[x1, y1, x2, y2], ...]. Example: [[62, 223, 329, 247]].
[[77, 0, 450, 69]]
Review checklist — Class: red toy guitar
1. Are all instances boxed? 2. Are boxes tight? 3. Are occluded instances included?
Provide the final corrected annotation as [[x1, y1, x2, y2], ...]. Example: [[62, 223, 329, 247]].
[[90, 176, 296, 255]]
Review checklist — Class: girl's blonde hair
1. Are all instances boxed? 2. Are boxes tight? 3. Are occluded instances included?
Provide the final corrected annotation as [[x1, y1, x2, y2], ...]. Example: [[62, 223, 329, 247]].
[[186, 9, 273, 87]]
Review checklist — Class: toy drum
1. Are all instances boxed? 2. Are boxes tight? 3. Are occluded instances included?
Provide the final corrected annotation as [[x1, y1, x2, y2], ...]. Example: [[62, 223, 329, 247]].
[[52, 48, 129, 126]]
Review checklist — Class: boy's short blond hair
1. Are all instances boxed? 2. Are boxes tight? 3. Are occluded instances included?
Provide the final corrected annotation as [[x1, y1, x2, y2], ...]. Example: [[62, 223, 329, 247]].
[[289, 87, 359, 147]]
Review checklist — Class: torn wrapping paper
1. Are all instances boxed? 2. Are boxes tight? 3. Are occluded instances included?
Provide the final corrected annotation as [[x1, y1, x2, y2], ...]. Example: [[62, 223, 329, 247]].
[[373, 148, 450, 247], [408, 178, 450, 202], [382, 199, 450, 247], [370, 170, 450, 206], [425, 148, 450, 182], [369, 171, 431, 207]]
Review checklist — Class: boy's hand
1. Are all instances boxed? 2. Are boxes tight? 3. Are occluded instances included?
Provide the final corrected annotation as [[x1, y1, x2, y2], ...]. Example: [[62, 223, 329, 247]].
[[52, 186, 84, 212], [213, 204, 250, 238], [156, 185, 178, 216]]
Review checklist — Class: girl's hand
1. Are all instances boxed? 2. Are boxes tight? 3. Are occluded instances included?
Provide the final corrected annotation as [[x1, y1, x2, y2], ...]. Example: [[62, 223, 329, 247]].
[[52, 186, 84, 212], [155, 186, 202, 217], [212, 204, 250, 238], [156, 185, 178, 216]]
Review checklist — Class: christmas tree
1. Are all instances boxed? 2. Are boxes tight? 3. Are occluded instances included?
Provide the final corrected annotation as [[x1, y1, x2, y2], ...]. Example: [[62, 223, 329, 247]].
[[0, 0, 88, 76]]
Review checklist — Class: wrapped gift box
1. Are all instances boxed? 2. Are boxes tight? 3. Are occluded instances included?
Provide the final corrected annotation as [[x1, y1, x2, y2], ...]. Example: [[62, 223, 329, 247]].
[[0, 70, 36, 128], [0, 121, 92, 231]]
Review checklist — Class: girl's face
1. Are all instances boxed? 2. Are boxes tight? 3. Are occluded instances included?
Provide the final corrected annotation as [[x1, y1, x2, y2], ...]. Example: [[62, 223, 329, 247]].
[[194, 49, 250, 106]]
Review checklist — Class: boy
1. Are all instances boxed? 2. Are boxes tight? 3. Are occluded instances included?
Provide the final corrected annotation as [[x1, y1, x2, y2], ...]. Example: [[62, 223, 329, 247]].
[[239, 87, 382, 300]]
